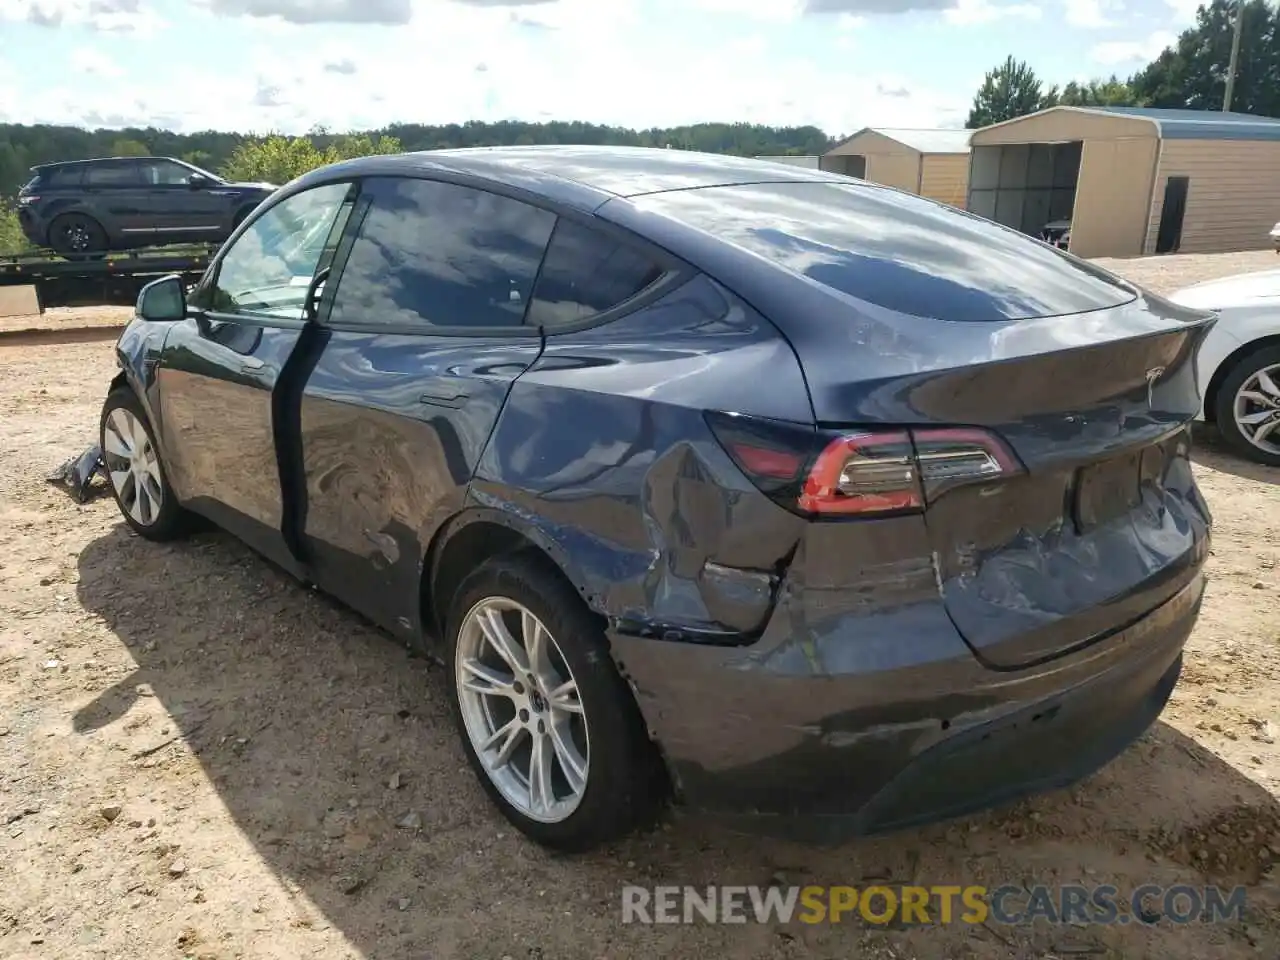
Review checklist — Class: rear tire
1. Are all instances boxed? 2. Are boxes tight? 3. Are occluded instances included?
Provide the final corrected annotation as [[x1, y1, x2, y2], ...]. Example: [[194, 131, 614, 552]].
[[49, 213, 108, 259], [1213, 344, 1280, 467], [445, 554, 666, 852], [100, 388, 194, 541]]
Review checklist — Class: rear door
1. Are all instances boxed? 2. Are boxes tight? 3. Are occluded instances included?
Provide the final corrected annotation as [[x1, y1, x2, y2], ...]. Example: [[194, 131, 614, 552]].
[[296, 175, 556, 637], [82, 159, 151, 239], [157, 179, 356, 573]]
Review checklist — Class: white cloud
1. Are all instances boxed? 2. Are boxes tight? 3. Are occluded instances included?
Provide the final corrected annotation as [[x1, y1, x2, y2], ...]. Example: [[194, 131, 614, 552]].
[[198, 0, 411, 25], [0, 0, 970, 136], [4, 41, 966, 136], [944, 0, 1040, 25], [1064, 0, 1121, 28], [802, 0, 1034, 15], [689, 0, 802, 20], [70, 46, 123, 77], [726, 34, 769, 55], [0, 58, 20, 123], [1091, 29, 1175, 65], [1164, 0, 1200, 24], [0, 0, 165, 34], [804, 0, 950, 11]]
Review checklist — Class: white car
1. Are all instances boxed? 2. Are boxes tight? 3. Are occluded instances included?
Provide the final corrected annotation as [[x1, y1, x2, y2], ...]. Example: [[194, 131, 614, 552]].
[[1042, 218, 1071, 250], [1169, 269, 1280, 466]]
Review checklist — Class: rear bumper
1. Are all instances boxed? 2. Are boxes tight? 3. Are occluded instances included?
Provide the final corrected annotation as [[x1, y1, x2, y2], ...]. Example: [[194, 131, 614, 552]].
[[610, 571, 1203, 842]]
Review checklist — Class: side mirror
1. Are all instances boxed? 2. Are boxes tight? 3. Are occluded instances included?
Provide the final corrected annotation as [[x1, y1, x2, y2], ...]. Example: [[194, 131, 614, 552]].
[[136, 275, 186, 322], [188, 174, 212, 190]]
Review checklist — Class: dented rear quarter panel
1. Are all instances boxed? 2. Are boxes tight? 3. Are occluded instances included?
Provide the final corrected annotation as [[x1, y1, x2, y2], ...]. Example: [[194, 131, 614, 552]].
[[471, 273, 813, 641]]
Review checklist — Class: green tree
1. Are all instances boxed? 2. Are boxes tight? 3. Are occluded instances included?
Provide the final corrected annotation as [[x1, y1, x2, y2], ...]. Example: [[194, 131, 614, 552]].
[[109, 137, 150, 157], [219, 134, 329, 184], [0, 202, 31, 253], [181, 149, 214, 170], [326, 133, 402, 163], [1130, 0, 1278, 114], [0, 120, 834, 198], [1057, 76, 1146, 107], [966, 56, 1058, 129], [218, 132, 402, 184]]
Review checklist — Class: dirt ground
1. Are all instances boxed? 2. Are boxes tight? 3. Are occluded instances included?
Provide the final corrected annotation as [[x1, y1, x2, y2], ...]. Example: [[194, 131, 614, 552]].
[[1, 250, 1279, 960], [0, 305, 132, 339]]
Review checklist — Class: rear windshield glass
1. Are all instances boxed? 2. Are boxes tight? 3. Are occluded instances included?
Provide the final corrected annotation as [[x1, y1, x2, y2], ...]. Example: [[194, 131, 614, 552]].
[[635, 181, 1136, 322]]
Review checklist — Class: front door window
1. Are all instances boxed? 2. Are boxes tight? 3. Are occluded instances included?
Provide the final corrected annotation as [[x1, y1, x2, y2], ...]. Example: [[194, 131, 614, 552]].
[[196, 181, 353, 319]]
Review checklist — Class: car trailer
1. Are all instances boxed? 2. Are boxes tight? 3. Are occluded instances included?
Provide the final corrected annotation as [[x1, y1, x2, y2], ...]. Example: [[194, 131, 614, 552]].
[[0, 246, 214, 313]]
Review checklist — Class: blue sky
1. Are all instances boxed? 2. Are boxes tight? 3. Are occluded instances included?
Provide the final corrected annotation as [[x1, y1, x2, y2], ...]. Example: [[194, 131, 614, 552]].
[[0, 0, 1202, 136]]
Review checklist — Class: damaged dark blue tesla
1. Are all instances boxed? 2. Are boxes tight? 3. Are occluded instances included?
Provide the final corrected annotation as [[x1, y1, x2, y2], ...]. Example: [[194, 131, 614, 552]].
[[99, 146, 1215, 852]]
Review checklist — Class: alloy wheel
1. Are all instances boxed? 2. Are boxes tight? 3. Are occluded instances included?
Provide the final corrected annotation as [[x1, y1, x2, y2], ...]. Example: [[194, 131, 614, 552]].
[[103, 407, 165, 526], [1233, 362, 1280, 456], [455, 597, 589, 824], [63, 222, 91, 253]]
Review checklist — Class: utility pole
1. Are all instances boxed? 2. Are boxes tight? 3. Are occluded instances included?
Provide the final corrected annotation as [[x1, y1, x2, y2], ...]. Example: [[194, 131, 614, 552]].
[[1224, 0, 1245, 111]]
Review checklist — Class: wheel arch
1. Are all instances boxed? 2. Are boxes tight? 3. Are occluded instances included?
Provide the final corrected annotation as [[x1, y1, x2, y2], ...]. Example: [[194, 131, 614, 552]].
[[48, 209, 108, 236], [421, 506, 605, 651], [1204, 334, 1280, 423], [106, 342, 171, 468]]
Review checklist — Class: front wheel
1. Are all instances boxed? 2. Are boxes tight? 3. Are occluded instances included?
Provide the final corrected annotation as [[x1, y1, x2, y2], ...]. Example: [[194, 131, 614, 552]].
[[446, 554, 665, 851], [1214, 344, 1280, 467], [100, 388, 193, 540]]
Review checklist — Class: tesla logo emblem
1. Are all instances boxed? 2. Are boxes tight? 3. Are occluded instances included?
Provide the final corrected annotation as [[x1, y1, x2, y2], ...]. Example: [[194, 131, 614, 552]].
[[1146, 367, 1166, 408]]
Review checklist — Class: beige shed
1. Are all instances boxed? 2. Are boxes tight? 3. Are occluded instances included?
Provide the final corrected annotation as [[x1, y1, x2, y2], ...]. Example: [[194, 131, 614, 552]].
[[821, 128, 972, 206], [967, 105, 1280, 258]]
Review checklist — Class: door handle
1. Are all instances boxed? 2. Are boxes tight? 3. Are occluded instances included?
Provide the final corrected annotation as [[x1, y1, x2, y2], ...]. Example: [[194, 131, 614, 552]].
[[418, 389, 470, 408], [240, 356, 265, 373]]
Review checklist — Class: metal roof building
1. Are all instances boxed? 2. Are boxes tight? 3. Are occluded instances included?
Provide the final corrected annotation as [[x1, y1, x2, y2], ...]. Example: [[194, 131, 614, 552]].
[[751, 154, 821, 169], [967, 105, 1280, 257], [822, 127, 971, 206]]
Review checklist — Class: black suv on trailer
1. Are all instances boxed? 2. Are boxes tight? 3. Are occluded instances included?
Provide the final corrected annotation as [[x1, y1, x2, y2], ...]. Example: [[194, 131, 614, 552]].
[[16, 157, 275, 256]]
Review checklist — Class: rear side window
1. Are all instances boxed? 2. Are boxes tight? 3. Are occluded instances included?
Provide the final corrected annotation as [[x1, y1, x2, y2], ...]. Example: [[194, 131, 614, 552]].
[[329, 177, 556, 330], [527, 219, 666, 328], [84, 161, 142, 188], [635, 181, 1136, 322], [29, 167, 83, 189]]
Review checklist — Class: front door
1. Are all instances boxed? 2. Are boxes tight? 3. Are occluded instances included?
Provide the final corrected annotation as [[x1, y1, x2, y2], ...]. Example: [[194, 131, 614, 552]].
[[135, 158, 229, 243], [157, 179, 356, 572], [297, 175, 557, 637]]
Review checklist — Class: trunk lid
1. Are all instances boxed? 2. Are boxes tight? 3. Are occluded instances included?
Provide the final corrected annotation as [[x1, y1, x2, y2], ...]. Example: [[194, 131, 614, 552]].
[[798, 295, 1215, 668]]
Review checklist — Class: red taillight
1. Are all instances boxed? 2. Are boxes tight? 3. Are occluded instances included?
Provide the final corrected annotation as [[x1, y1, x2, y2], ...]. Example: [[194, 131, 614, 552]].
[[798, 431, 921, 515], [705, 411, 1021, 519], [728, 442, 805, 481]]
